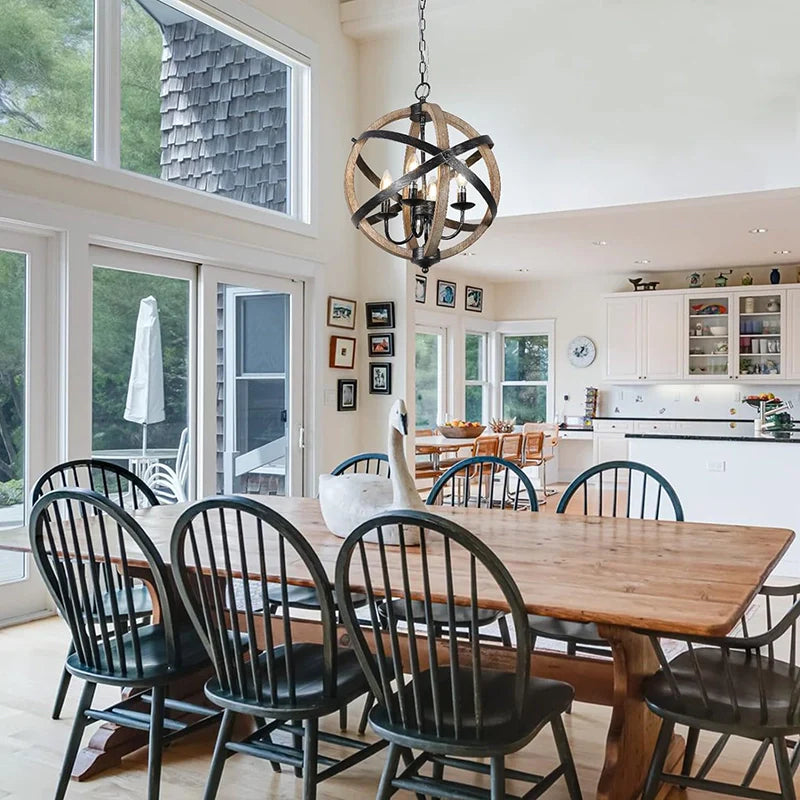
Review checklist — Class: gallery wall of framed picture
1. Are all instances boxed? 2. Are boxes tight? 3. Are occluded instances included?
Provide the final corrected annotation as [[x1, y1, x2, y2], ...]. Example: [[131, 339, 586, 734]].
[[414, 274, 484, 313]]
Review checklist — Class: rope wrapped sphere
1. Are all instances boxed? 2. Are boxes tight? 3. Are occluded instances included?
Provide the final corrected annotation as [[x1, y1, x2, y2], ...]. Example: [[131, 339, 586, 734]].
[[344, 101, 501, 272]]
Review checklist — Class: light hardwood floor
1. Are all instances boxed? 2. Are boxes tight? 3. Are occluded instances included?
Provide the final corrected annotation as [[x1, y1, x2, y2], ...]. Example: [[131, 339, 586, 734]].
[[0, 615, 792, 799]]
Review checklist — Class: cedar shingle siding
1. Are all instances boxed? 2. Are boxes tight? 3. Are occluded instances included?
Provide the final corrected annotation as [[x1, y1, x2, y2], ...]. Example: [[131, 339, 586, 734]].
[[159, 19, 288, 212]]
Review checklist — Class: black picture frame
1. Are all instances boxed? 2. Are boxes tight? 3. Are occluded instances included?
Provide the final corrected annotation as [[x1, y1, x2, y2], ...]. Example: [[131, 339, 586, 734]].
[[368, 332, 395, 357], [436, 280, 456, 308], [465, 285, 484, 313], [365, 301, 395, 328], [415, 274, 427, 304], [369, 363, 392, 395], [337, 379, 357, 411]]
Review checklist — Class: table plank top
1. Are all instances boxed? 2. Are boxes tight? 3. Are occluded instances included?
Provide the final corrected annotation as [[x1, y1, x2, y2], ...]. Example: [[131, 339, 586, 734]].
[[415, 435, 481, 449], [4, 495, 792, 637]]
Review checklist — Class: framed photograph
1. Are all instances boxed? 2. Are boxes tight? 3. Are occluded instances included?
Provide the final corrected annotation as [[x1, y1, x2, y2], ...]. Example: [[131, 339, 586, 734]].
[[436, 280, 456, 309], [327, 296, 356, 329], [329, 335, 356, 369], [337, 379, 357, 411], [369, 363, 392, 395], [465, 285, 484, 313], [415, 274, 427, 304], [365, 301, 395, 329], [368, 332, 394, 357]]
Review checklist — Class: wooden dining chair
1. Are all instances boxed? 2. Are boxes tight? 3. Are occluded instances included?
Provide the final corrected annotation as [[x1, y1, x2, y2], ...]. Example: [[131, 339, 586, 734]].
[[335, 509, 582, 800], [170, 496, 386, 800], [32, 460, 160, 720], [30, 488, 216, 800], [638, 582, 800, 800], [473, 435, 500, 457], [522, 426, 556, 496], [498, 432, 524, 465], [528, 461, 684, 661]]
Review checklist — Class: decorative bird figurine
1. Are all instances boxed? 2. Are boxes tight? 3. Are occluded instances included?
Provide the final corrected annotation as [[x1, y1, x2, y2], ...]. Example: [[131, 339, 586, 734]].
[[318, 398, 423, 543]]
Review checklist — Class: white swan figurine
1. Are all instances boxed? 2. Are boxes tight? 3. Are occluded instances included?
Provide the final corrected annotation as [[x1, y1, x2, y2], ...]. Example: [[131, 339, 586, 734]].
[[318, 398, 424, 543]]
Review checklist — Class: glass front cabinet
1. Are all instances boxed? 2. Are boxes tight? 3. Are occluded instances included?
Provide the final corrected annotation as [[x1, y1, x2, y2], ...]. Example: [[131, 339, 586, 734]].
[[735, 290, 784, 380], [686, 293, 733, 380]]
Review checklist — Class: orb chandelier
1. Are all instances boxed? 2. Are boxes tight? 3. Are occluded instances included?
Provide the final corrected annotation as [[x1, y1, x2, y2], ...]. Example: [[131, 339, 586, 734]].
[[344, 0, 501, 273]]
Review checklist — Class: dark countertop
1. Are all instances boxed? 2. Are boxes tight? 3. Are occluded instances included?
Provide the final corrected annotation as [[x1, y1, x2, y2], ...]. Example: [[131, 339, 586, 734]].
[[626, 431, 800, 444]]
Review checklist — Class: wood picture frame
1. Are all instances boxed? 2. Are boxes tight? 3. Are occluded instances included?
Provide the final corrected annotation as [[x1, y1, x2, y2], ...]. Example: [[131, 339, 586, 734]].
[[368, 332, 394, 357], [329, 335, 356, 369], [369, 362, 392, 395], [365, 301, 395, 329], [436, 280, 456, 308], [337, 379, 357, 411], [327, 296, 356, 329], [415, 274, 427, 304]]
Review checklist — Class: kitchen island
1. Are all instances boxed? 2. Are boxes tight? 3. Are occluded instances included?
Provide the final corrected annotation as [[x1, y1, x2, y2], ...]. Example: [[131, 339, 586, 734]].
[[627, 431, 800, 575]]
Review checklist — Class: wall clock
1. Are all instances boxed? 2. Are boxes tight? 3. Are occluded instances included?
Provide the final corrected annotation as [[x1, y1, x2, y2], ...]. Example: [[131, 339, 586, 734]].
[[567, 336, 596, 368]]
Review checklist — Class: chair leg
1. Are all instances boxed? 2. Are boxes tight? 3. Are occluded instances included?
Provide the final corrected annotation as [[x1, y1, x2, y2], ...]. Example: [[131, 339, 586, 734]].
[[339, 703, 348, 731], [551, 714, 582, 800], [376, 742, 402, 800], [565, 640, 576, 713], [293, 730, 303, 777], [642, 720, 675, 800], [250, 717, 281, 773], [203, 708, 236, 800], [774, 737, 797, 800], [497, 615, 511, 647], [358, 691, 374, 735], [147, 684, 166, 800], [301, 718, 319, 800], [489, 756, 505, 800], [52, 642, 76, 720], [54, 680, 96, 800], [682, 726, 699, 780]]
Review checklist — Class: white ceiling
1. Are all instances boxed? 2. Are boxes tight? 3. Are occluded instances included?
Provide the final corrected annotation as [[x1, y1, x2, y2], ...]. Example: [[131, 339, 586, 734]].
[[449, 188, 800, 281]]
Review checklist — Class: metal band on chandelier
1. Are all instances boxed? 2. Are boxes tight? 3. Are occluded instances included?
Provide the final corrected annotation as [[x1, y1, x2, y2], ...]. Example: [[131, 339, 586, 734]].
[[343, 0, 501, 272]]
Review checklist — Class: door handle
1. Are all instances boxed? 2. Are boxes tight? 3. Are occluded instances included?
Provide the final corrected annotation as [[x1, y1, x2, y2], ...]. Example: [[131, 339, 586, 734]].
[[298, 426, 305, 449]]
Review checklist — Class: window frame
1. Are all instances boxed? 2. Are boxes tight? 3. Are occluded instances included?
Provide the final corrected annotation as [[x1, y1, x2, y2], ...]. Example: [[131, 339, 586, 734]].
[[414, 323, 448, 430], [0, 0, 315, 234], [496, 319, 555, 423], [464, 330, 489, 423]]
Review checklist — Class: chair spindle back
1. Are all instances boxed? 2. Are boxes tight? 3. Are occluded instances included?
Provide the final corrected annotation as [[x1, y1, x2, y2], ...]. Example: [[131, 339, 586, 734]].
[[331, 453, 391, 479], [556, 460, 684, 521], [335, 510, 531, 740], [29, 489, 175, 681], [170, 496, 338, 708]]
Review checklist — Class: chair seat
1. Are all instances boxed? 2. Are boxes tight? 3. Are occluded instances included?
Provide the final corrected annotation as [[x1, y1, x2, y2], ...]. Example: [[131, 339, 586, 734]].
[[66, 623, 210, 687], [95, 584, 153, 620], [370, 669, 574, 756], [205, 643, 371, 719], [527, 614, 606, 646], [231, 579, 367, 611], [383, 598, 505, 628], [644, 647, 800, 735]]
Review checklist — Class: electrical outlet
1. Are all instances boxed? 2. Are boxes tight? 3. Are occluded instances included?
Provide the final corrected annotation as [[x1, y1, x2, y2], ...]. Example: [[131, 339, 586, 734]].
[[707, 461, 726, 472]]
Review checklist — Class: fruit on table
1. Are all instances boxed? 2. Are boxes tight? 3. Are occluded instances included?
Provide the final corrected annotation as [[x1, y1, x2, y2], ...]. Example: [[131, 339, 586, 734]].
[[745, 393, 777, 402], [446, 419, 483, 427]]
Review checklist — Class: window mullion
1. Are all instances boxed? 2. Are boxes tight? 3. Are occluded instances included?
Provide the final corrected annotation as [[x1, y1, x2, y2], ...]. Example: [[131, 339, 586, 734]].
[[94, 0, 121, 168]]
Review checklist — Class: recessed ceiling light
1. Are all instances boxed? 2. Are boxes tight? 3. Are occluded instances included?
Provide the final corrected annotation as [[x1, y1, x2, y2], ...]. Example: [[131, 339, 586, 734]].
[[749, 228, 768, 234], [774, 249, 792, 255], [516, 268, 530, 273], [634, 259, 651, 265], [464, 251, 476, 256], [592, 240, 608, 246]]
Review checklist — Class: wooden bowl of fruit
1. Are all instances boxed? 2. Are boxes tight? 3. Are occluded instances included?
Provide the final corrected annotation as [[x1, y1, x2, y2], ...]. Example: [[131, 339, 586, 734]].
[[437, 421, 486, 439]]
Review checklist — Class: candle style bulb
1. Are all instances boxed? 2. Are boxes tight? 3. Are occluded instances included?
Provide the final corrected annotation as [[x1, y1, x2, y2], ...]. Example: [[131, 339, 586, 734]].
[[427, 182, 438, 201], [456, 172, 468, 188], [407, 156, 419, 174], [380, 170, 393, 191]]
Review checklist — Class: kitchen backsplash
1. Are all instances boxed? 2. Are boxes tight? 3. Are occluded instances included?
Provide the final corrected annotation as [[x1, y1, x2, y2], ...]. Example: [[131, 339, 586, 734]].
[[594, 383, 799, 420]]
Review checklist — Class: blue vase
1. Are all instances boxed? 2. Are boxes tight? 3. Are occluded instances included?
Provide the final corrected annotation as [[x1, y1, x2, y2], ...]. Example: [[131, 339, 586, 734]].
[[770, 268, 781, 284]]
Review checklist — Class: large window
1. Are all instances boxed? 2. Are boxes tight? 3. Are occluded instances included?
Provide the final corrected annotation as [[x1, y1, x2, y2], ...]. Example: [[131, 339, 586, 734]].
[[501, 331, 552, 423], [0, 0, 94, 158], [415, 328, 445, 429], [0, 0, 308, 220], [465, 331, 488, 423]]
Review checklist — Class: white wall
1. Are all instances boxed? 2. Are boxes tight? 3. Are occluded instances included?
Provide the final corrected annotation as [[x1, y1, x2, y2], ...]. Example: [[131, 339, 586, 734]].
[[0, 0, 362, 483], [356, 0, 800, 218]]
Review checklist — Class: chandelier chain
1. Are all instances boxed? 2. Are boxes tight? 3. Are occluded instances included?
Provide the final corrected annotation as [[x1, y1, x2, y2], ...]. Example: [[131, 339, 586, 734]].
[[415, 0, 430, 101]]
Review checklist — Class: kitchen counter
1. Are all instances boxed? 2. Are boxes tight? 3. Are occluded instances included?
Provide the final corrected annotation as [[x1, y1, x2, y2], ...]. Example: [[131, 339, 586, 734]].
[[627, 430, 800, 443]]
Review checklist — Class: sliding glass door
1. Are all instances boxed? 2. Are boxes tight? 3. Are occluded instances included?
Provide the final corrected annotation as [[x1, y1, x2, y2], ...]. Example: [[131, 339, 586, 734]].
[[415, 325, 447, 428], [200, 268, 304, 496], [0, 230, 56, 624]]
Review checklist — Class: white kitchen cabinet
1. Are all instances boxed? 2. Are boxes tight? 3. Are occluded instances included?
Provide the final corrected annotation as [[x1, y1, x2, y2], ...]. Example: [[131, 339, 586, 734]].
[[592, 420, 631, 478], [604, 293, 683, 382], [642, 294, 683, 380], [685, 292, 732, 381], [735, 289, 786, 382], [604, 297, 640, 381], [785, 288, 800, 380]]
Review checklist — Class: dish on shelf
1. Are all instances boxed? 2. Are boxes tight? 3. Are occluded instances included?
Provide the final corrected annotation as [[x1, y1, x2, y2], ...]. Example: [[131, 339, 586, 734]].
[[708, 325, 727, 336], [690, 303, 727, 315]]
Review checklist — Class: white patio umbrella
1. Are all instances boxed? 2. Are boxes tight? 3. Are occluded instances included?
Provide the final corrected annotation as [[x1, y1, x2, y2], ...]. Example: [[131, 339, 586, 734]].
[[124, 296, 165, 456]]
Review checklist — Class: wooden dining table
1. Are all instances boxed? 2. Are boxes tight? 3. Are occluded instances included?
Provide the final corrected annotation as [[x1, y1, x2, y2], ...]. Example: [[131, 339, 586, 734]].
[[1, 496, 792, 799]]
